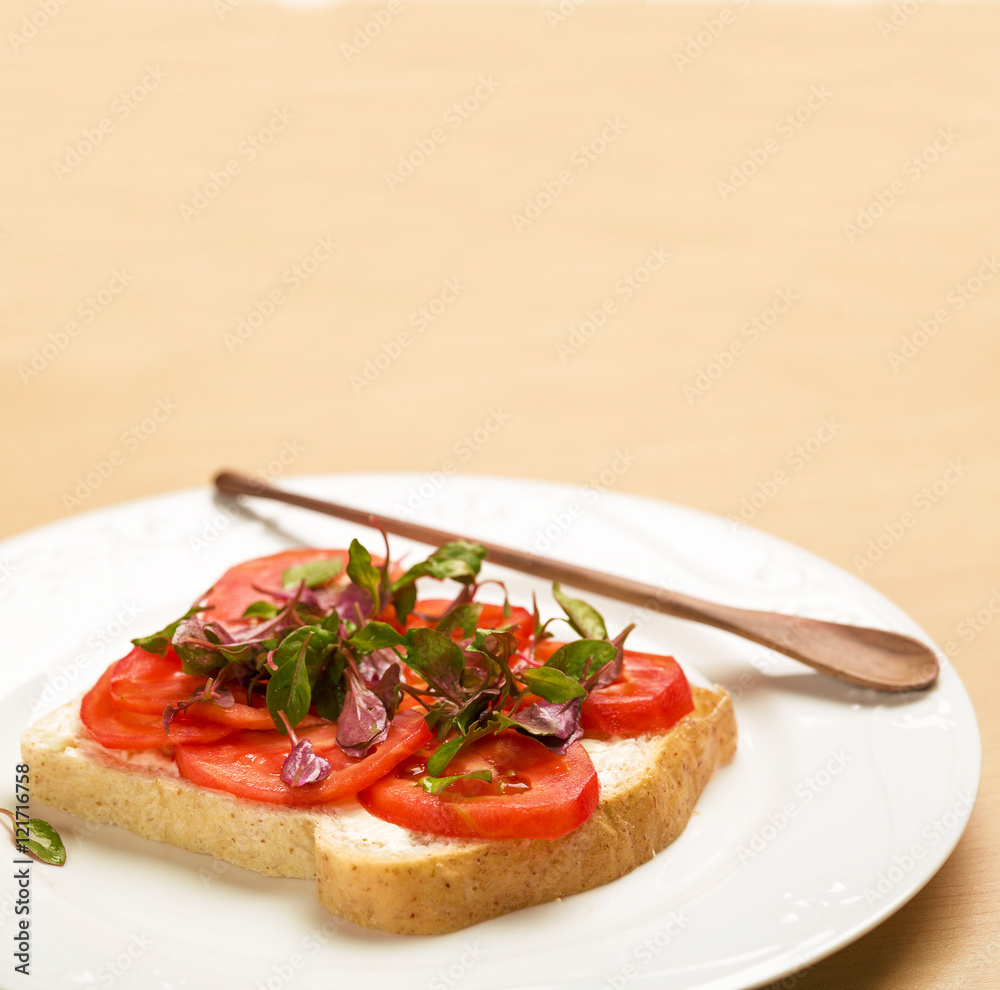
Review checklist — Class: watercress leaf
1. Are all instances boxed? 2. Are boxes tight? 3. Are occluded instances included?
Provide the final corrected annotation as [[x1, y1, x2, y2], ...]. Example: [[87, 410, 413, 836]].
[[552, 583, 608, 640], [392, 541, 488, 589], [426, 735, 466, 777], [266, 631, 317, 731], [243, 601, 280, 620], [434, 603, 482, 640], [280, 739, 333, 787], [510, 697, 584, 754], [348, 621, 404, 654], [421, 770, 493, 795], [25, 818, 66, 867], [313, 651, 346, 721], [401, 627, 465, 700], [282, 557, 344, 590], [521, 666, 587, 704], [392, 580, 417, 624], [346, 539, 383, 611], [543, 639, 617, 683], [336, 668, 389, 758], [132, 606, 204, 657]]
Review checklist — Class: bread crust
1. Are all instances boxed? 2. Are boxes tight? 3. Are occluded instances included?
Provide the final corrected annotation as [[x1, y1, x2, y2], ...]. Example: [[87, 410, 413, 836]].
[[20, 685, 735, 934]]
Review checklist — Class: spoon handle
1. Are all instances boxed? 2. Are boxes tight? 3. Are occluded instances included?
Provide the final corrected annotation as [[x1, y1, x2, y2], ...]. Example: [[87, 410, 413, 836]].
[[214, 471, 939, 692]]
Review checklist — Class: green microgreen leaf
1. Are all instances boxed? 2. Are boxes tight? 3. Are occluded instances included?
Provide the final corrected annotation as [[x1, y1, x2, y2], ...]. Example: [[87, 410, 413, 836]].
[[552, 583, 608, 640], [282, 557, 344, 590], [543, 639, 617, 683], [391, 581, 417, 624], [131, 606, 204, 657], [266, 626, 335, 730], [421, 770, 493, 795], [1, 810, 66, 867], [401, 627, 466, 699], [346, 539, 382, 611], [313, 651, 346, 722], [347, 621, 404, 654], [243, 601, 280, 620], [392, 541, 488, 590], [521, 666, 588, 704], [426, 735, 466, 777], [434, 603, 482, 640]]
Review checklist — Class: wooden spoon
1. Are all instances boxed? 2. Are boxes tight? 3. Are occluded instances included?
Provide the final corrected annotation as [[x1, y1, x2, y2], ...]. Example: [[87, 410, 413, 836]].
[[214, 471, 939, 692]]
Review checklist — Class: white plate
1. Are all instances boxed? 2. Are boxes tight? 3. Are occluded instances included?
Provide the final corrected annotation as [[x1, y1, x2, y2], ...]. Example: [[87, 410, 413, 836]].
[[0, 473, 980, 990]]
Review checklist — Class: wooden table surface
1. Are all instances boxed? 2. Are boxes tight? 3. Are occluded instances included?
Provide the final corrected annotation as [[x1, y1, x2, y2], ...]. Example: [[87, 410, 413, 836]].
[[2, 2, 997, 986]]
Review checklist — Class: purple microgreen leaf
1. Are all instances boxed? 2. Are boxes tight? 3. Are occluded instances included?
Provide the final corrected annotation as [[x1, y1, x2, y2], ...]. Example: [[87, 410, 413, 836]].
[[336, 665, 390, 758], [584, 622, 635, 691], [357, 646, 399, 683], [421, 769, 493, 795], [552, 583, 608, 640], [367, 659, 403, 721], [280, 739, 333, 787], [509, 697, 584, 754], [281, 557, 344, 591], [327, 583, 375, 623], [131, 606, 205, 657]]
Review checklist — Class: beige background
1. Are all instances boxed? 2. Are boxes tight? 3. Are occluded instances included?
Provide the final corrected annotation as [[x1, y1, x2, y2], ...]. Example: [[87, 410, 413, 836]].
[[2, 1, 998, 986]]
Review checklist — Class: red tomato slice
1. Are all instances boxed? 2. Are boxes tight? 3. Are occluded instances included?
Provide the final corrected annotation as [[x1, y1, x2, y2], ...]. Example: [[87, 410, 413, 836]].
[[173, 710, 431, 806], [405, 599, 533, 650], [535, 642, 695, 735], [109, 645, 205, 713], [198, 548, 350, 625], [358, 730, 599, 840], [80, 666, 235, 750], [108, 645, 279, 729]]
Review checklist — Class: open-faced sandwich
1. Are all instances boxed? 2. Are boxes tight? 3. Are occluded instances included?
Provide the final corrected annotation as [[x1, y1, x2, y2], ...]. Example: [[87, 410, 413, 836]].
[[21, 538, 736, 933]]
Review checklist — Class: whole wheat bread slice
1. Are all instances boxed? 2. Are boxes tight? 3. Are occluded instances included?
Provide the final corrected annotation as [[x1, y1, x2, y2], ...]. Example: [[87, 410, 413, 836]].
[[21, 685, 736, 934]]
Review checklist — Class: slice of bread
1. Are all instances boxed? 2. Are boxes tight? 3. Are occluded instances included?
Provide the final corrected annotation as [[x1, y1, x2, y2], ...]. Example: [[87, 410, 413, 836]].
[[20, 685, 736, 934]]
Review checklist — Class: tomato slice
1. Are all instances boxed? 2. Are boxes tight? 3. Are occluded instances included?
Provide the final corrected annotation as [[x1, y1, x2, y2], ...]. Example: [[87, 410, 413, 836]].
[[535, 642, 695, 735], [358, 730, 599, 840], [80, 665, 235, 750], [405, 599, 533, 650], [198, 548, 350, 625], [107, 645, 279, 729], [173, 710, 431, 806]]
